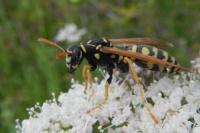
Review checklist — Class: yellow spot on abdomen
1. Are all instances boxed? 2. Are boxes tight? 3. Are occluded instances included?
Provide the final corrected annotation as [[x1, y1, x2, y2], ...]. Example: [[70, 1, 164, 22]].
[[132, 45, 137, 52], [94, 53, 100, 60], [163, 51, 168, 61], [142, 47, 150, 55], [152, 47, 158, 57]]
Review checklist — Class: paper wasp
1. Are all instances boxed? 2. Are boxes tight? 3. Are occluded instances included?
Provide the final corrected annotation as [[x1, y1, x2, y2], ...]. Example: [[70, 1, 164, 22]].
[[37, 37, 190, 124]]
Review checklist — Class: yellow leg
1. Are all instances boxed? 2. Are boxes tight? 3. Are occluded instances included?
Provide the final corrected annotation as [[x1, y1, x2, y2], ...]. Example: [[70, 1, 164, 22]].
[[86, 81, 109, 114], [82, 64, 93, 94], [123, 57, 159, 124]]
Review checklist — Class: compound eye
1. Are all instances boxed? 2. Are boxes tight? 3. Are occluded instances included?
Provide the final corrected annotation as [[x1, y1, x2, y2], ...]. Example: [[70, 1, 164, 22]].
[[65, 56, 71, 68]]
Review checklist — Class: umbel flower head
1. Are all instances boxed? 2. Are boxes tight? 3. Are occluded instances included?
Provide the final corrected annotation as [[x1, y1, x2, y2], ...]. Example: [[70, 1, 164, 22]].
[[16, 59, 200, 133], [54, 23, 86, 43], [191, 56, 200, 74]]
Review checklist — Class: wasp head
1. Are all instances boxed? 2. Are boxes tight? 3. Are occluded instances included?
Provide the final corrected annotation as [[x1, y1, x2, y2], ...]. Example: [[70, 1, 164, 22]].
[[66, 46, 84, 74], [37, 38, 84, 74]]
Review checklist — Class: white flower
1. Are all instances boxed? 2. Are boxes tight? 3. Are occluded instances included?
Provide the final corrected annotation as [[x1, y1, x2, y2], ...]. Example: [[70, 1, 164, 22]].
[[16, 59, 200, 133], [191, 55, 200, 75], [54, 23, 86, 43]]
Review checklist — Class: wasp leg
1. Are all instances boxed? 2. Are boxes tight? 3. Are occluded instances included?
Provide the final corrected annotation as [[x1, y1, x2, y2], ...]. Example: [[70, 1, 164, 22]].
[[123, 57, 159, 124], [87, 66, 113, 114], [82, 64, 93, 94]]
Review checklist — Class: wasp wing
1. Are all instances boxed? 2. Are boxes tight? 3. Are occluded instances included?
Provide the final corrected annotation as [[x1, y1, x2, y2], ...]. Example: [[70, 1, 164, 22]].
[[100, 47, 190, 72], [109, 37, 174, 48]]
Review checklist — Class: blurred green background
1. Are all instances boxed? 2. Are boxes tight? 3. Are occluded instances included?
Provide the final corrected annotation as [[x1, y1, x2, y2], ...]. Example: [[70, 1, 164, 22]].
[[1, 0, 200, 132]]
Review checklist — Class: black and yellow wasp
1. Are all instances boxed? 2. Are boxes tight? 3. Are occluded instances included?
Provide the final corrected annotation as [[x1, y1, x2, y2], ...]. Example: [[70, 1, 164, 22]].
[[38, 37, 190, 124]]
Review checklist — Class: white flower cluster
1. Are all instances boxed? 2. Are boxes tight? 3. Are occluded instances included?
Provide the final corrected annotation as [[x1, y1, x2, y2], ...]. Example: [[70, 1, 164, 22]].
[[54, 23, 86, 43], [191, 56, 200, 74], [16, 69, 200, 133]]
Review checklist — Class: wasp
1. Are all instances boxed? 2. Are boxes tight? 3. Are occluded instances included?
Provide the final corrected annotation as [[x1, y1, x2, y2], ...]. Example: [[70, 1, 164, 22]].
[[38, 37, 190, 124]]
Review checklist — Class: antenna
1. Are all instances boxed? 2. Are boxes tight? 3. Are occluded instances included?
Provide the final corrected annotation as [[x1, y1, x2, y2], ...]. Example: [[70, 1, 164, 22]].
[[37, 38, 71, 55]]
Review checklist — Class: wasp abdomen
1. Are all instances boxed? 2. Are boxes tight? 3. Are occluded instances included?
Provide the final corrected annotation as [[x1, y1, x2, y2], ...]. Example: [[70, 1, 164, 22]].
[[131, 45, 179, 73]]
